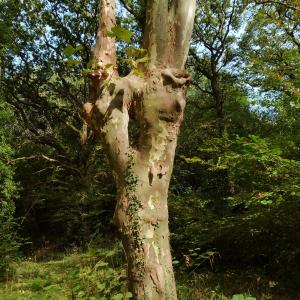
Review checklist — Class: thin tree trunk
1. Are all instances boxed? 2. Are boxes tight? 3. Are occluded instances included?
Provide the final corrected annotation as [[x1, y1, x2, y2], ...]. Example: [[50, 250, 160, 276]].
[[83, 0, 196, 298], [211, 74, 225, 137]]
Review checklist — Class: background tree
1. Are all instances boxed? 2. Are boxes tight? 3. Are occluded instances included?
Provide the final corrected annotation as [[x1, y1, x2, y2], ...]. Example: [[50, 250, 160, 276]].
[[190, 0, 247, 136], [240, 0, 300, 158], [0, 0, 22, 278], [1, 0, 118, 247]]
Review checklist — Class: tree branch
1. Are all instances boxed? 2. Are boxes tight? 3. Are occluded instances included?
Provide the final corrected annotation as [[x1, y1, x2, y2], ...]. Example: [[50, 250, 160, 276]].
[[93, 0, 117, 77], [172, 0, 197, 69], [190, 48, 213, 80], [191, 81, 213, 95], [254, 0, 300, 12]]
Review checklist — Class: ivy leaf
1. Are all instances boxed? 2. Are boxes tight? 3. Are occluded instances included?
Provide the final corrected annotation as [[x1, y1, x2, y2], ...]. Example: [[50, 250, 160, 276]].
[[108, 26, 133, 43]]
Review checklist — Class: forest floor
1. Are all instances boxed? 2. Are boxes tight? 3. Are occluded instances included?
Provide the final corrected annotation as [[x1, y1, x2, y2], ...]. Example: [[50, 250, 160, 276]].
[[0, 245, 298, 300]]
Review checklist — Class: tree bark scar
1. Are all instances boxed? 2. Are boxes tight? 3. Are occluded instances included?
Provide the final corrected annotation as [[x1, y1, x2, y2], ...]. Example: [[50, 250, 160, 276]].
[[157, 164, 168, 179], [148, 166, 154, 186]]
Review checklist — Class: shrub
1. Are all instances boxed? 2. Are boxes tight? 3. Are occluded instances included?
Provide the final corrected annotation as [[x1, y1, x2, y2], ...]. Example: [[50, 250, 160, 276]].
[[0, 100, 21, 278]]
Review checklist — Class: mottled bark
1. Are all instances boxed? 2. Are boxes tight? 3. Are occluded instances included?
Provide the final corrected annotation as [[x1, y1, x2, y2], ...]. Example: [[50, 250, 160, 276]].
[[84, 0, 195, 299]]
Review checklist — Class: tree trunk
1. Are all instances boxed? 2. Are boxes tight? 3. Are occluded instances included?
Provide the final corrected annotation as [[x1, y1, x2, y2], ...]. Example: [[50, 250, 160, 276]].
[[211, 73, 225, 137], [84, 1, 196, 298]]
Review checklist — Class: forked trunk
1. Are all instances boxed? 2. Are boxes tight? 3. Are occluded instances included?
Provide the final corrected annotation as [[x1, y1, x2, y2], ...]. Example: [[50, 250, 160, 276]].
[[84, 1, 196, 298]]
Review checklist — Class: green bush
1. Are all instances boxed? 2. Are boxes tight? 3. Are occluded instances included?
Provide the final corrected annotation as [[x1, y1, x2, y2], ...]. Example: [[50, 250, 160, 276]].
[[170, 135, 300, 272], [0, 100, 21, 278]]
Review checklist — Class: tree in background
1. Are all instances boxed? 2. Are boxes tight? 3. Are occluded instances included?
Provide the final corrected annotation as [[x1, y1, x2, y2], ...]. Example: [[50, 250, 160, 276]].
[[0, 0, 21, 278], [1, 0, 116, 247], [190, 0, 247, 136], [0, 96, 20, 277], [241, 0, 300, 158], [83, 0, 195, 298]]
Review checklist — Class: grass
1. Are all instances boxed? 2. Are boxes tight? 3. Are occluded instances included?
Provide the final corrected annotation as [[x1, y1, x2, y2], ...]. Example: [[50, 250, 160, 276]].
[[0, 244, 130, 300], [0, 245, 299, 299], [176, 269, 280, 300]]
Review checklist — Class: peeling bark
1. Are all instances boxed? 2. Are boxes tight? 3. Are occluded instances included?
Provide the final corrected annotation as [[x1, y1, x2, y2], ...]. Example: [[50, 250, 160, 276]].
[[84, 0, 196, 299]]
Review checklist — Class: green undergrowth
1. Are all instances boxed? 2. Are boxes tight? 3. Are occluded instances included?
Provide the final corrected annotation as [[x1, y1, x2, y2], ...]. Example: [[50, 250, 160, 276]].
[[1, 243, 297, 300], [0, 243, 132, 300], [176, 268, 297, 300]]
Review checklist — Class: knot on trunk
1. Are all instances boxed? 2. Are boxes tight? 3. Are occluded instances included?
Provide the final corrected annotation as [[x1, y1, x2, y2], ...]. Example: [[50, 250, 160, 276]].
[[161, 68, 191, 88]]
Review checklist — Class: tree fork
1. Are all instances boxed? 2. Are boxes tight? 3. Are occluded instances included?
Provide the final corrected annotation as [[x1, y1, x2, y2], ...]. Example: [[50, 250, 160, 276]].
[[84, 0, 196, 298]]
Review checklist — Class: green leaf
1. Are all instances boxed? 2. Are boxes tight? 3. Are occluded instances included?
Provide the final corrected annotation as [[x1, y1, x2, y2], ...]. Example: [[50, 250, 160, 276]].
[[232, 294, 256, 300], [271, 147, 282, 155], [261, 200, 272, 205], [108, 26, 133, 43], [125, 292, 133, 299], [132, 69, 144, 78], [66, 59, 81, 66], [63, 44, 82, 58], [63, 44, 76, 57], [126, 46, 146, 57], [87, 58, 97, 69], [136, 56, 150, 64], [82, 69, 92, 76], [104, 63, 113, 71], [94, 261, 108, 269], [112, 293, 123, 300], [123, 58, 137, 68], [232, 295, 245, 300], [96, 282, 106, 291], [77, 291, 85, 298]]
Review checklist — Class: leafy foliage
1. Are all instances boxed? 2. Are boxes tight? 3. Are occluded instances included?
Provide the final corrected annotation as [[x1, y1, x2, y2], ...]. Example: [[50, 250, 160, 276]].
[[0, 99, 21, 277], [0, 244, 132, 299], [170, 134, 300, 292], [0, 0, 300, 298]]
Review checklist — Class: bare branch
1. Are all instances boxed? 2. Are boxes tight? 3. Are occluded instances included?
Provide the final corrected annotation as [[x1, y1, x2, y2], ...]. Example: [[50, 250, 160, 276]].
[[8, 154, 82, 176]]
